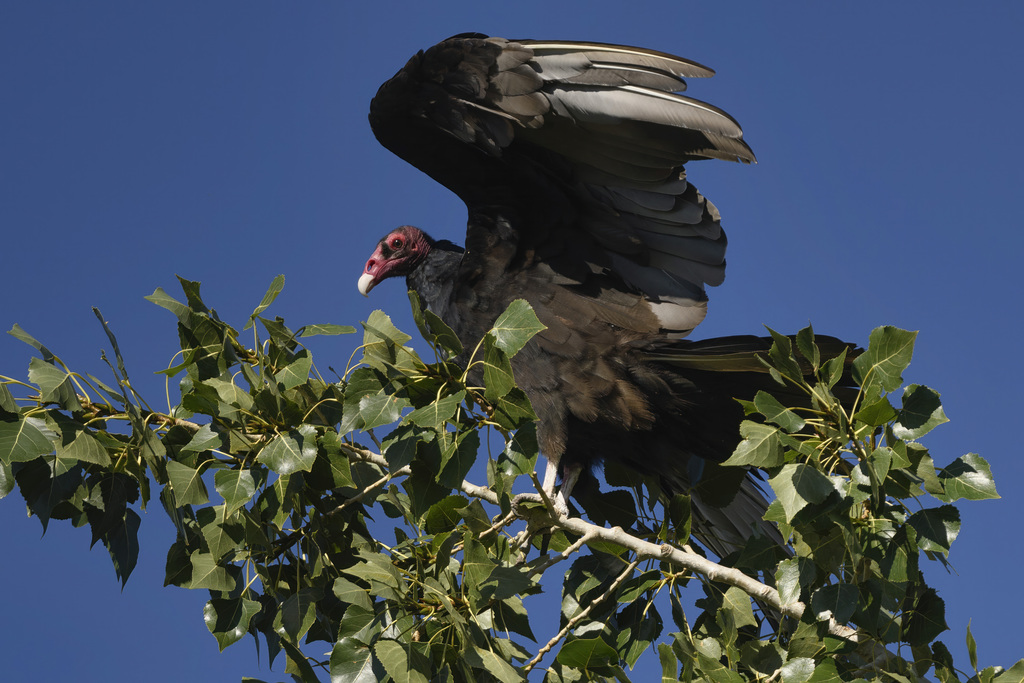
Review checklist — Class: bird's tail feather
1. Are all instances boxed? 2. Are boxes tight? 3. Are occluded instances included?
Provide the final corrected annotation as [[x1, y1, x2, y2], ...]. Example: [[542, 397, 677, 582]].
[[689, 475, 784, 560]]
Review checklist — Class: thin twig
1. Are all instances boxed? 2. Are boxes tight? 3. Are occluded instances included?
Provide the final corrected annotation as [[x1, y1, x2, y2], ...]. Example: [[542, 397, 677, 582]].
[[523, 559, 640, 671]]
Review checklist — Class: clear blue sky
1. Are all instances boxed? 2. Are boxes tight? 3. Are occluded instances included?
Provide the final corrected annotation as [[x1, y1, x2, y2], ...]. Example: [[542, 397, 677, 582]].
[[2, 2, 1022, 680]]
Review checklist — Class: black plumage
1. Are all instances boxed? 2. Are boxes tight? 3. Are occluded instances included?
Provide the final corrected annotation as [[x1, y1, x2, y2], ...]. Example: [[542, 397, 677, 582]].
[[358, 34, 851, 558]]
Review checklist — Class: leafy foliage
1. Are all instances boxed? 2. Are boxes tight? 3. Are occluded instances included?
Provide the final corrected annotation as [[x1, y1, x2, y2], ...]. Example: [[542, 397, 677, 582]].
[[1, 278, 1019, 682]]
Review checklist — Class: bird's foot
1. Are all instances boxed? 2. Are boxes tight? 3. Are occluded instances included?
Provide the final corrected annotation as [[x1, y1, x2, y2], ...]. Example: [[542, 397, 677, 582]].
[[512, 488, 569, 519]]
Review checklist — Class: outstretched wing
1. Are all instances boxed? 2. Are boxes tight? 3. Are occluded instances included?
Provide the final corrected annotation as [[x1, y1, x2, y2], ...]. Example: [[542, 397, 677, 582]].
[[369, 33, 754, 338]]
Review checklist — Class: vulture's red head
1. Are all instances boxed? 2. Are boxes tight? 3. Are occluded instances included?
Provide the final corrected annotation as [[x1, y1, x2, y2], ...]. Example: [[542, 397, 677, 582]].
[[358, 226, 432, 296]]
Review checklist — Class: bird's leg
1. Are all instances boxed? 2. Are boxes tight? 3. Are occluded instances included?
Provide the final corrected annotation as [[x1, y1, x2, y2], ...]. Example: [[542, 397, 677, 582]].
[[540, 457, 580, 518], [556, 463, 581, 515]]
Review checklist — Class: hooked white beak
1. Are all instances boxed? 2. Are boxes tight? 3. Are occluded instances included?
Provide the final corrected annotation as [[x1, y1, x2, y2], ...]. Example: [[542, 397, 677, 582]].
[[357, 272, 376, 297]]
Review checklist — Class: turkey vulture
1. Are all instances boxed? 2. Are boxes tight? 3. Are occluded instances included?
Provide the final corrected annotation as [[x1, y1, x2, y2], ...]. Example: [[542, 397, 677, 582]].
[[359, 34, 847, 558]]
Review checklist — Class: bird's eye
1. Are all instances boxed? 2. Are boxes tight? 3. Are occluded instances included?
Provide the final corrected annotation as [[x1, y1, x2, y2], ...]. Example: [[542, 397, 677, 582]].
[[390, 238, 404, 249]]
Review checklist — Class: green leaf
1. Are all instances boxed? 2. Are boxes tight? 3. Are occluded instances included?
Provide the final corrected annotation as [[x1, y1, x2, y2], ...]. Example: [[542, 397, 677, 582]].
[[8, 323, 58, 363], [180, 423, 224, 454], [101, 508, 141, 587], [810, 584, 857, 624], [754, 391, 806, 432], [776, 558, 814, 609], [145, 287, 190, 321], [658, 643, 679, 682], [28, 357, 82, 411], [556, 635, 618, 669], [257, 425, 317, 475], [853, 326, 917, 393], [299, 323, 357, 337], [318, 430, 355, 489], [331, 637, 377, 683], [487, 299, 546, 357], [967, 621, 979, 672], [780, 658, 816, 683], [408, 290, 463, 356], [908, 505, 960, 555], [0, 383, 18, 415], [482, 337, 516, 400], [333, 578, 372, 611], [766, 328, 806, 383], [669, 493, 691, 545], [807, 659, 843, 683], [359, 392, 409, 431], [0, 416, 57, 464], [489, 387, 537, 431], [437, 429, 478, 489], [204, 597, 261, 651], [189, 551, 238, 592], [721, 586, 758, 629], [374, 639, 429, 683], [276, 588, 321, 643], [245, 274, 285, 329], [214, 469, 257, 514], [498, 422, 538, 476], [993, 659, 1024, 683], [281, 637, 323, 683], [423, 494, 468, 534], [362, 310, 415, 371], [854, 396, 897, 427], [724, 422, 785, 467], [0, 461, 13, 499], [894, 384, 948, 440], [274, 351, 312, 391], [464, 644, 526, 683], [902, 588, 948, 646], [166, 460, 210, 505], [769, 464, 836, 522], [404, 390, 465, 430], [937, 453, 999, 502]]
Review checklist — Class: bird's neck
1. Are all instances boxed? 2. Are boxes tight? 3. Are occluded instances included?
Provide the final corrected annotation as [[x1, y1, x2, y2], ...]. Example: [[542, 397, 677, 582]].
[[406, 240, 464, 317]]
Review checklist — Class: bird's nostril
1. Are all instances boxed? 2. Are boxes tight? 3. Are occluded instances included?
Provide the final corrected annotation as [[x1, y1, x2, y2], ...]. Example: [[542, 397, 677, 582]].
[[365, 260, 376, 273]]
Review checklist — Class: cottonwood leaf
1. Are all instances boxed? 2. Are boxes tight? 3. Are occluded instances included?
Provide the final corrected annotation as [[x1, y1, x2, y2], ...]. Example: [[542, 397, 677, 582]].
[[894, 384, 948, 440], [214, 469, 257, 514], [28, 358, 81, 411], [101, 508, 141, 587], [810, 584, 857, 624], [481, 337, 515, 400], [722, 586, 758, 629], [781, 658, 816, 683], [189, 552, 237, 592], [276, 588, 321, 643], [374, 640, 429, 683], [754, 391, 805, 432], [273, 351, 312, 390], [404, 391, 465, 430], [204, 597, 261, 651], [937, 453, 999, 502], [908, 505, 960, 554], [181, 424, 224, 454], [299, 323, 356, 337], [8, 323, 58, 363], [257, 425, 317, 475], [465, 645, 526, 683], [557, 636, 618, 669], [770, 464, 835, 522], [359, 392, 409, 430], [166, 460, 210, 505], [487, 299, 545, 357], [331, 638, 377, 683], [0, 416, 57, 464], [245, 274, 285, 329], [853, 326, 917, 393], [725, 422, 785, 467]]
